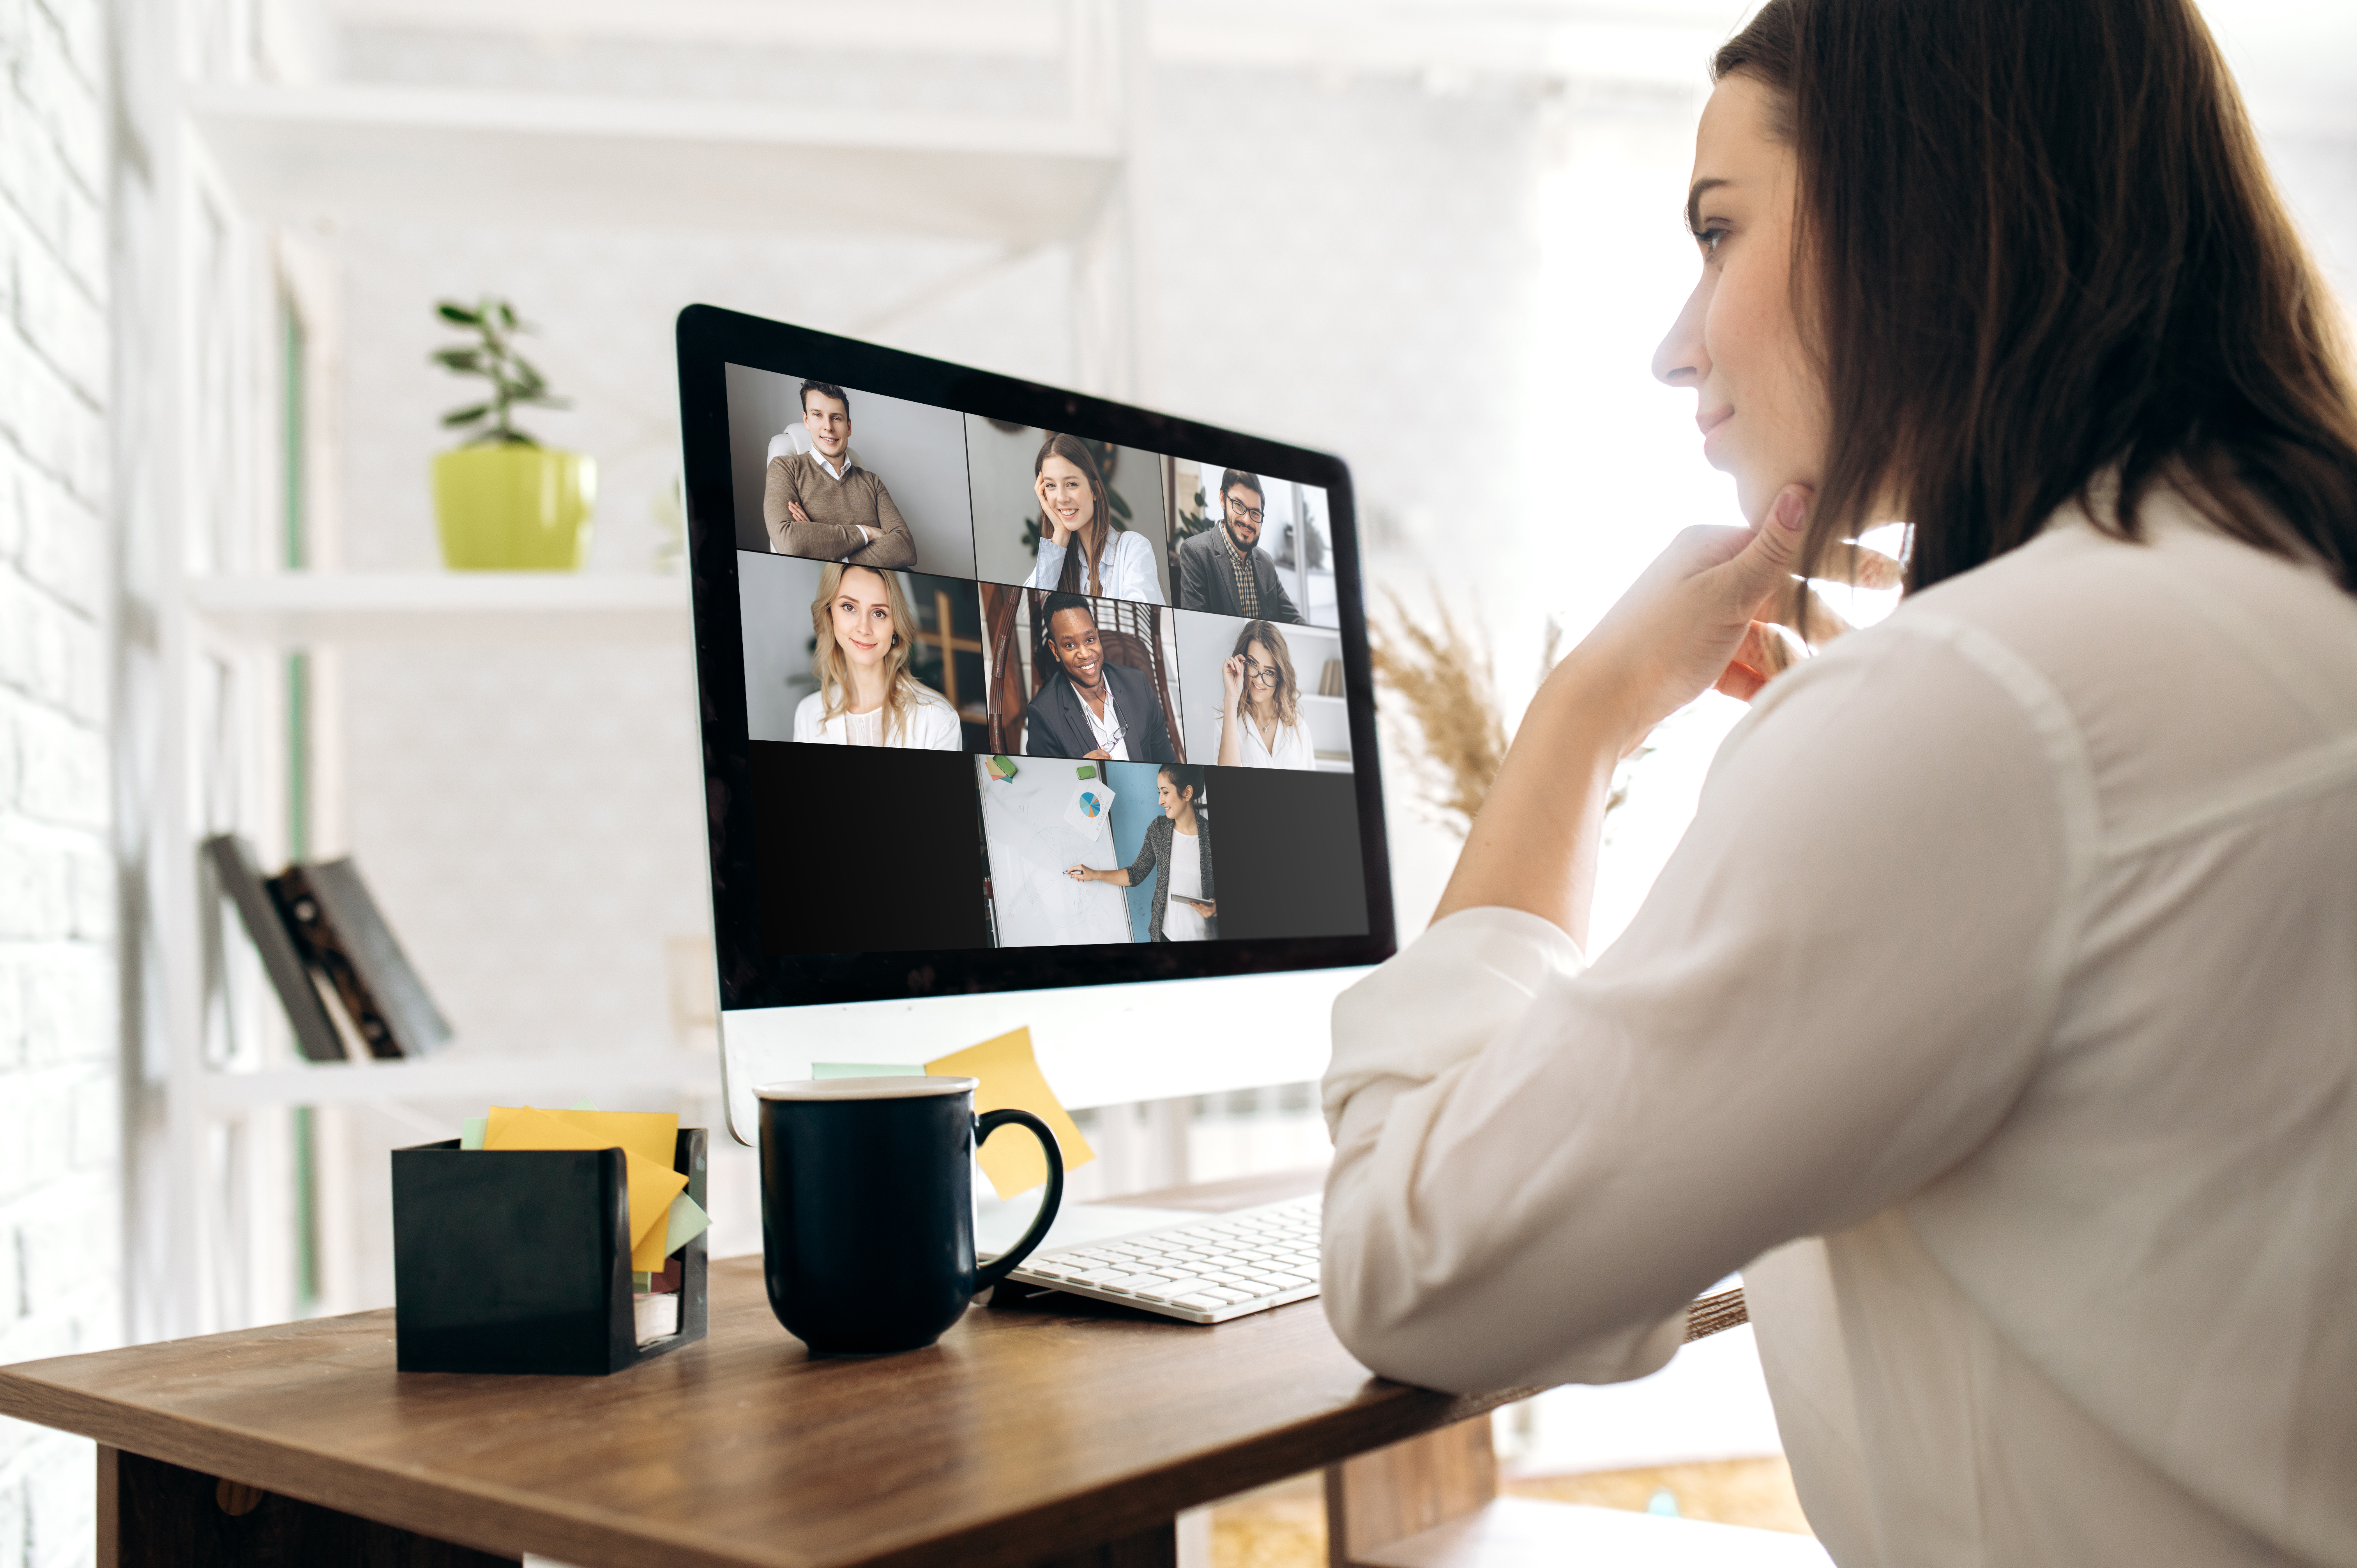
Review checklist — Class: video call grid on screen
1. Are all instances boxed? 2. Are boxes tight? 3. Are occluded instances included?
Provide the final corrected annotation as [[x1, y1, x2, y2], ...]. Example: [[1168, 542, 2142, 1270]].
[[678, 307, 1395, 1010]]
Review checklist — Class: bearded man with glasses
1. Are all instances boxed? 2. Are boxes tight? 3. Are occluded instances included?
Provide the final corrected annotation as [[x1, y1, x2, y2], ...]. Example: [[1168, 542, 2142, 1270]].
[[1175, 469, 1305, 623]]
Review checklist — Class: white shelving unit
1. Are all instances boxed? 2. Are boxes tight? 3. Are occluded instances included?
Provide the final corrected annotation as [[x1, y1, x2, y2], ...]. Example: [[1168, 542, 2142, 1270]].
[[144, 0, 1152, 1338], [199, 1052, 718, 1112], [188, 83, 1121, 243], [187, 570, 691, 646]]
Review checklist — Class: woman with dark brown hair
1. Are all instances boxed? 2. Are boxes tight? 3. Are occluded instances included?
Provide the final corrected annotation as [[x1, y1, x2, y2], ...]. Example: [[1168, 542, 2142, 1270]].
[[1321, 3, 2357, 1562], [1023, 433, 1165, 604]]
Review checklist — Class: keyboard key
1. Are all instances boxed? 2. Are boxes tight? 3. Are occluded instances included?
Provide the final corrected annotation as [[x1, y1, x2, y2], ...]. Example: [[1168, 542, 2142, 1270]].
[[1256, 1273, 1313, 1290], [1175, 1293, 1228, 1310]]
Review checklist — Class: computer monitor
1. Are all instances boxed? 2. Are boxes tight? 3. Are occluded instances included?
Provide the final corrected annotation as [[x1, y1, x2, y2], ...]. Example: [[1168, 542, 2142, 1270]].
[[675, 306, 1397, 1146]]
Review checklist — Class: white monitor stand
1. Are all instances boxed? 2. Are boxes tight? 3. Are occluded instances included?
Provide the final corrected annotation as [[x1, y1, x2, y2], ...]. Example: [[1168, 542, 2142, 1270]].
[[717, 965, 1367, 1147]]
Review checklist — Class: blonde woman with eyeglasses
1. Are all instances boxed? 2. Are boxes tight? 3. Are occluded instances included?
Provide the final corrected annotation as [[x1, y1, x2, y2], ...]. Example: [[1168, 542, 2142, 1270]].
[[1215, 619, 1314, 770], [791, 563, 961, 749]]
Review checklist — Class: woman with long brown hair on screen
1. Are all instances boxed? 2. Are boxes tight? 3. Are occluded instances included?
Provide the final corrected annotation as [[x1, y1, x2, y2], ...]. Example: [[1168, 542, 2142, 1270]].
[[791, 563, 960, 749], [1320, 3, 2357, 1563], [1023, 432, 1165, 604]]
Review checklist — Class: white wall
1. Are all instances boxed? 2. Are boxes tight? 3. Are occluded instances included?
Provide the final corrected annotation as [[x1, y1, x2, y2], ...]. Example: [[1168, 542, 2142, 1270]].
[[0, 0, 119, 1561]]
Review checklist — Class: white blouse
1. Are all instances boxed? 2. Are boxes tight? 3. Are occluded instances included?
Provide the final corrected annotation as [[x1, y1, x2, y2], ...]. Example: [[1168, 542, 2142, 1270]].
[[1228, 708, 1315, 770], [791, 684, 962, 749], [1027, 527, 1165, 604], [1322, 492, 2357, 1568], [1163, 825, 1208, 941]]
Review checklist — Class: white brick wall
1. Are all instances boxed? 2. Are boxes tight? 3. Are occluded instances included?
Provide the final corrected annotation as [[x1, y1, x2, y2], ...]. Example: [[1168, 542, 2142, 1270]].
[[0, 0, 117, 1565]]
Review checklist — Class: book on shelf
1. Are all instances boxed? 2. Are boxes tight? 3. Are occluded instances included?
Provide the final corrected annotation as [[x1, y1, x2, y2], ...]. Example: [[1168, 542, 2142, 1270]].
[[204, 834, 347, 1063], [203, 833, 453, 1061], [268, 859, 454, 1060], [1318, 659, 1345, 697]]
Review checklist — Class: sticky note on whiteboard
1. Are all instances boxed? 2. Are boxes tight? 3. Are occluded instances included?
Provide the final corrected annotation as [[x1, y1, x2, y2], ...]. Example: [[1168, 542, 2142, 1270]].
[[924, 1026, 1096, 1199]]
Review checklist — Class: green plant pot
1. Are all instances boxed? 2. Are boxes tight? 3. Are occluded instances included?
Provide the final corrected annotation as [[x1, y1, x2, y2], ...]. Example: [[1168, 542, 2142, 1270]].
[[431, 445, 597, 570]]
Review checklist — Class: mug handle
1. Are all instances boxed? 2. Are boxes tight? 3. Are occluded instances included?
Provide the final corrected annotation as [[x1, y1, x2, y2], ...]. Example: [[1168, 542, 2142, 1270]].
[[972, 1109, 1066, 1292]]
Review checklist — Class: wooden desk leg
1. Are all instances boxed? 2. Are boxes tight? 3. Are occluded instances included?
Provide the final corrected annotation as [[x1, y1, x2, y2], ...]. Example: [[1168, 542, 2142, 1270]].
[[98, 1444, 521, 1566], [1323, 1414, 1498, 1568], [1027, 1518, 1179, 1568]]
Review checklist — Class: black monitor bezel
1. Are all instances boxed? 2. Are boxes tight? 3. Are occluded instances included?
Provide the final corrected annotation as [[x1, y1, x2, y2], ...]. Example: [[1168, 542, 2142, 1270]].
[[676, 304, 1398, 1010]]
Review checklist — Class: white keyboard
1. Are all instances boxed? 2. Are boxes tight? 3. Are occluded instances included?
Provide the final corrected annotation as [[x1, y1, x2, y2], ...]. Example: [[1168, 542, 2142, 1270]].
[[1003, 1194, 1322, 1323]]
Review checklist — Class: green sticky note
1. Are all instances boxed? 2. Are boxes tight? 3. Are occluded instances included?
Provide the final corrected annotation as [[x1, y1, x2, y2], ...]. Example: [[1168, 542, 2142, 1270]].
[[812, 1062, 924, 1078], [1075, 764, 1097, 780], [459, 1117, 487, 1150], [987, 754, 1018, 781], [663, 1192, 712, 1257]]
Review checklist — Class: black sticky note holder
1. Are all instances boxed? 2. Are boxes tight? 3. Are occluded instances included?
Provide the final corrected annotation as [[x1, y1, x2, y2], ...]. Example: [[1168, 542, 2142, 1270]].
[[392, 1128, 709, 1375]]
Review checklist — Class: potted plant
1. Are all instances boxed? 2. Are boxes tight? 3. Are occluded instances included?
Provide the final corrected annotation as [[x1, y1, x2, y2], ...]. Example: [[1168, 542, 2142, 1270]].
[[428, 298, 595, 570]]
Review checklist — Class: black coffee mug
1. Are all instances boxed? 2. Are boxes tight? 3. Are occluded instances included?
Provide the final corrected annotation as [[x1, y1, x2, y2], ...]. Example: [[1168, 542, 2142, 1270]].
[[757, 1075, 1064, 1354]]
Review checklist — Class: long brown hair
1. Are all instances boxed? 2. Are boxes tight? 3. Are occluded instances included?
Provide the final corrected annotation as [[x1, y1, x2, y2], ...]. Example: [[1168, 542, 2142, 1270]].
[[809, 563, 921, 740], [1230, 618, 1300, 730], [1716, 0, 2357, 598], [1035, 433, 1114, 596]]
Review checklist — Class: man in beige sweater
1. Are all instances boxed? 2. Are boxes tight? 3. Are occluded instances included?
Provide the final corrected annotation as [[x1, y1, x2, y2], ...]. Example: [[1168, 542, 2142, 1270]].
[[763, 381, 916, 567]]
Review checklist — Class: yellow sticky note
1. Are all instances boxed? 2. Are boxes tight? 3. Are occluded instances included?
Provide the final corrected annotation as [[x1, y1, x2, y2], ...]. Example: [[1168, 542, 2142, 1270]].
[[542, 1109, 678, 1171], [484, 1105, 688, 1269], [925, 1027, 1095, 1199]]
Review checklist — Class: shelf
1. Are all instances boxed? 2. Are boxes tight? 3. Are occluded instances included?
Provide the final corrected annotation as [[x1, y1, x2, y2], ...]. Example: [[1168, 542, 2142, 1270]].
[[187, 572, 690, 646], [186, 83, 1121, 243], [201, 1051, 718, 1111]]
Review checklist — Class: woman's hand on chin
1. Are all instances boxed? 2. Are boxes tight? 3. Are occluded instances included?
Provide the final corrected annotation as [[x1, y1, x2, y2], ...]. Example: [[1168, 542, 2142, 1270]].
[[1563, 483, 1813, 751], [1037, 479, 1071, 548]]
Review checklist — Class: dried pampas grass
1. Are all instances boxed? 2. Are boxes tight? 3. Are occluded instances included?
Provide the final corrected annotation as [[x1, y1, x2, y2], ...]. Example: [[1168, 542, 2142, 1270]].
[[1374, 593, 1652, 838], [1369, 588, 1510, 839]]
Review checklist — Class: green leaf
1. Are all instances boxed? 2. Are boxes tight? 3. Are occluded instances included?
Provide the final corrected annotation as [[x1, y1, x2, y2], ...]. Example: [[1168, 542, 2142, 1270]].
[[440, 404, 492, 426], [1110, 491, 1133, 521], [436, 302, 482, 325], [495, 300, 518, 330], [431, 348, 484, 371]]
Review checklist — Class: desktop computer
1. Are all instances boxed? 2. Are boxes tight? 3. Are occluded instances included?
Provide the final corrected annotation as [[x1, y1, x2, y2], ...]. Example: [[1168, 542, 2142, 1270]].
[[675, 305, 1396, 1320]]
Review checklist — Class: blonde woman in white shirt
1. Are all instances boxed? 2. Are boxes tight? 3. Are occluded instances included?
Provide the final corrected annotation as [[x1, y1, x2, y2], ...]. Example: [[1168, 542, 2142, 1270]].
[[1215, 618, 1315, 770], [1024, 433, 1164, 604], [790, 563, 961, 749], [1321, 2, 2357, 1565]]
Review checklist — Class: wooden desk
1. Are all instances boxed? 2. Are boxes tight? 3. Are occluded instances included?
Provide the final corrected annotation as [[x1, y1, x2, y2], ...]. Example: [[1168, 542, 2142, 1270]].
[[0, 1210, 1524, 1568]]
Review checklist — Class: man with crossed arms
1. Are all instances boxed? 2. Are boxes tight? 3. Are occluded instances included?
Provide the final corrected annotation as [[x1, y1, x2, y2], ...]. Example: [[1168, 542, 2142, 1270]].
[[763, 380, 916, 567]]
